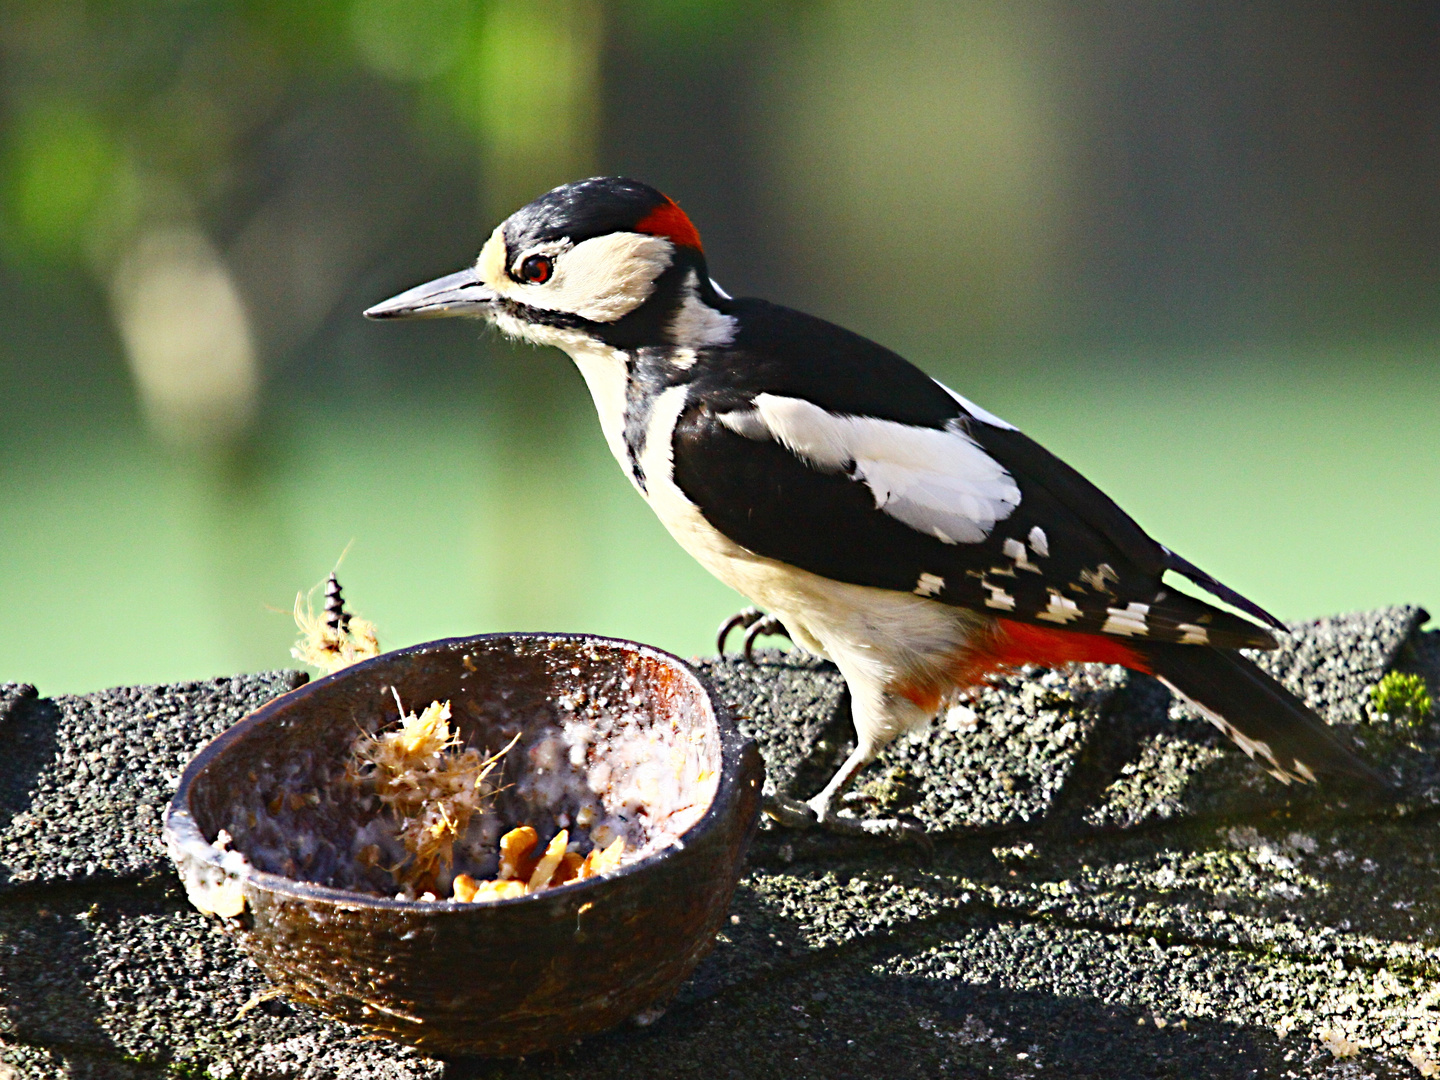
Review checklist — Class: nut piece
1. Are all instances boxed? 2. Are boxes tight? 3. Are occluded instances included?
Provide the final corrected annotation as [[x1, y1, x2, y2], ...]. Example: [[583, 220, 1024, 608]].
[[579, 836, 626, 879], [553, 852, 585, 886], [527, 829, 570, 893], [452, 873, 480, 903], [450, 828, 628, 902], [471, 879, 527, 901], [451, 873, 526, 902], [497, 826, 540, 880]]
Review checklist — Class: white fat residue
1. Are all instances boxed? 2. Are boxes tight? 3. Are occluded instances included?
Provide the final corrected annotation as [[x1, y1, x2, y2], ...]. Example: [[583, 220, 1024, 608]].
[[514, 694, 718, 861], [166, 816, 251, 918], [203, 658, 720, 902]]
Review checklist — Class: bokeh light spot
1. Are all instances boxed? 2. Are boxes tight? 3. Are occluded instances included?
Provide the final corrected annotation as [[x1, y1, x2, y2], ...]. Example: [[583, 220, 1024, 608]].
[[3, 102, 118, 261]]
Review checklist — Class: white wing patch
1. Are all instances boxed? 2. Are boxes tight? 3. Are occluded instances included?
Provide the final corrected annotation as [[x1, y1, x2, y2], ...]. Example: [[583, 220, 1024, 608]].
[[934, 379, 1017, 431], [718, 394, 1021, 545], [1102, 602, 1151, 637], [1176, 622, 1210, 645], [1035, 589, 1081, 625], [914, 572, 946, 597], [982, 582, 1016, 610], [1002, 537, 1041, 573]]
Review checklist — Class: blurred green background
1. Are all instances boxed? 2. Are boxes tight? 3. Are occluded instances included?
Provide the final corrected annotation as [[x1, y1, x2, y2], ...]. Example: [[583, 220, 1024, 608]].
[[1, 0, 1436, 693]]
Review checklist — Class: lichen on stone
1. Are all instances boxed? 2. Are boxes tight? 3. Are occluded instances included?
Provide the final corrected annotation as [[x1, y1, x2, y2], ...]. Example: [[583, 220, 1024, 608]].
[[1369, 671, 1433, 726]]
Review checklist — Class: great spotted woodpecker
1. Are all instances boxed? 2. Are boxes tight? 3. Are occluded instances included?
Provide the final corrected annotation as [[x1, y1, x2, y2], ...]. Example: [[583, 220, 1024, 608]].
[[367, 176, 1382, 830]]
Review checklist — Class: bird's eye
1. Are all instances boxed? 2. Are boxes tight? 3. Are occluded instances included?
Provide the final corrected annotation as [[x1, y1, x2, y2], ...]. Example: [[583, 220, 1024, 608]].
[[518, 254, 553, 284]]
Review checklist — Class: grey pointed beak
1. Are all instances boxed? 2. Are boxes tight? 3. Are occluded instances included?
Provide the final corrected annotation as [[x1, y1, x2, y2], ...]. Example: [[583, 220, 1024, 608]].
[[364, 266, 495, 320]]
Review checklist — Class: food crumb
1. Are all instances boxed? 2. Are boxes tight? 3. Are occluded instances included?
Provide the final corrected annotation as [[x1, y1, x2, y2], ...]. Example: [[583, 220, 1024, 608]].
[[291, 573, 380, 675], [347, 693, 514, 896], [449, 826, 627, 903]]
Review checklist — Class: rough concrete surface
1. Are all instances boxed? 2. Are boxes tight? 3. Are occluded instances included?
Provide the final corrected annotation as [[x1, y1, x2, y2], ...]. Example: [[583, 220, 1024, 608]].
[[1, 605, 1438, 1079]]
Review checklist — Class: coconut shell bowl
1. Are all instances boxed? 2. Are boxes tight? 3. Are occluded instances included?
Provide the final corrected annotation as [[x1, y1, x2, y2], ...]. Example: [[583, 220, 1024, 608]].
[[163, 633, 764, 1057]]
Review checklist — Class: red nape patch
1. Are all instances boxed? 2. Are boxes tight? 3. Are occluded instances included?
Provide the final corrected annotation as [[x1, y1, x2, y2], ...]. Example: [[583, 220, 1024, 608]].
[[988, 619, 1152, 674], [635, 198, 703, 251]]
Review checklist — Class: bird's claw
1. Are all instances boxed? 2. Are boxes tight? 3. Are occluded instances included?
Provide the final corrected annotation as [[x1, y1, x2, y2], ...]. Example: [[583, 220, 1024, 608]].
[[761, 792, 818, 829], [742, 614, 789, 662], [716, 607, 763, 655], [853, 816, 933, 850], [813, 810, 931, 849], [716, 608, 791, 663], [762, 792, 931, 849]]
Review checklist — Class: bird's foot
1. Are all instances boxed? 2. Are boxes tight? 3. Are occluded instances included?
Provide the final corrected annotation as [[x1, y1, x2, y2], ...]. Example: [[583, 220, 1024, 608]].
[[716, 607, 791, 663], [761, 791, 931, 848], [761, 791, 818, 828]]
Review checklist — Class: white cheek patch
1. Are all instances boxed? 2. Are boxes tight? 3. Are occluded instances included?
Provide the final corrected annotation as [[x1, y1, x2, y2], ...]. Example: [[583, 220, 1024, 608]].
[[481, 230, 674, 324], [719, 394, 1021, 545]]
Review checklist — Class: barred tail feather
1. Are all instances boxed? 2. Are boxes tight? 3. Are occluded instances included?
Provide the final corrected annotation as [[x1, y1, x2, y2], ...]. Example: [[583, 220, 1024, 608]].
[[1142, 643, 1387, 788]]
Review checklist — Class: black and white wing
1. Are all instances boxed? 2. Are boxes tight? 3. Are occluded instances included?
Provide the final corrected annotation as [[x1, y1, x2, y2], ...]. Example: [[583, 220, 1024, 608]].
[[668, 300, 1282, 651]]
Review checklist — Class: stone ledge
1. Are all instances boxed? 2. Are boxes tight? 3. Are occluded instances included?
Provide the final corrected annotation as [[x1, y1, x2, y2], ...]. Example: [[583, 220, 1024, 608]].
[[1, 606, 1436, 1079]]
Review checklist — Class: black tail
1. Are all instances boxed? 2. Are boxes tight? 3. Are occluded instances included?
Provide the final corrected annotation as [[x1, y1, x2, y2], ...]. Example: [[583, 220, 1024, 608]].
[[1142, 643, 1388, 788]]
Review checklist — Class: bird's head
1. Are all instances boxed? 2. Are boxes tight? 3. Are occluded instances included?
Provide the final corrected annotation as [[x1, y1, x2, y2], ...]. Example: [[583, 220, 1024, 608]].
[[365, 176, 734, 352]]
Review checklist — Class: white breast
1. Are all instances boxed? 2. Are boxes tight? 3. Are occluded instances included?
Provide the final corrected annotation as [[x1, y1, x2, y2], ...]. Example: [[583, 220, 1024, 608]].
[[545, 331, 635, 488]]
